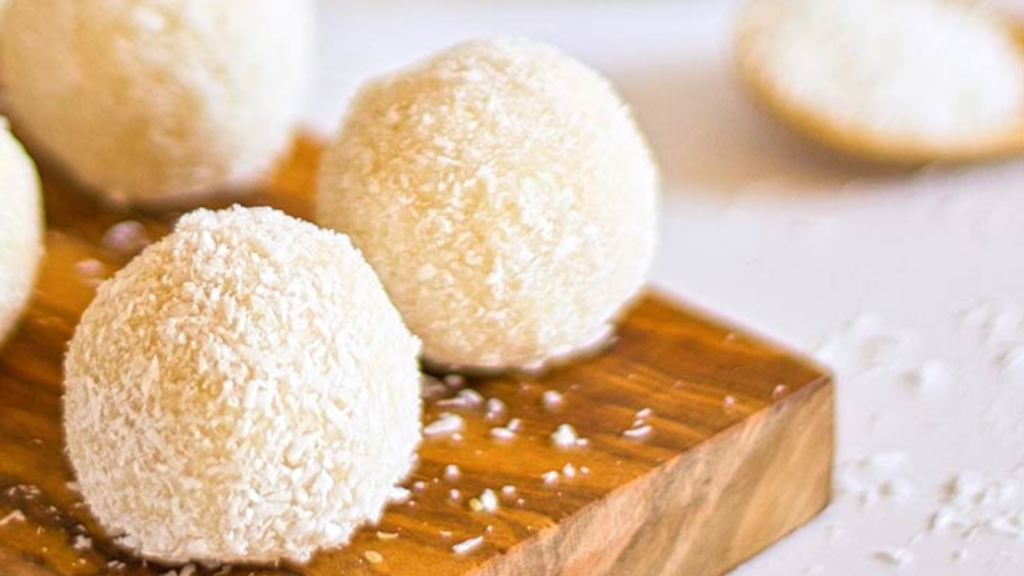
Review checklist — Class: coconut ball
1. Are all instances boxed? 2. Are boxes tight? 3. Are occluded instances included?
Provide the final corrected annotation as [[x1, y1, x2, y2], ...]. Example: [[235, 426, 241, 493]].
[[1, 0, 313, 206], [0, 122, 43, 345], [317, 37, 659, 372], [63, 206, 422, 565]]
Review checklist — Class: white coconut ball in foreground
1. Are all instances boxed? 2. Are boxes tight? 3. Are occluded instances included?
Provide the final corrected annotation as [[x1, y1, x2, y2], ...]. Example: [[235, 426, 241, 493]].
[[64, 206, 422, 564], [1, 0, 313, 206], [735, 0, 1024, 162], [0, 123, 43, 345], [317, 37, 659, 372]]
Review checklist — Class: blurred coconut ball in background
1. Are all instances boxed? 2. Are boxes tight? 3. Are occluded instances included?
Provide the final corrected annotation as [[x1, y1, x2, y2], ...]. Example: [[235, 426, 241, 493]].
[[318, 37, 659, 373], [1, 0, 313, 207], [0, 121, 43, 347]]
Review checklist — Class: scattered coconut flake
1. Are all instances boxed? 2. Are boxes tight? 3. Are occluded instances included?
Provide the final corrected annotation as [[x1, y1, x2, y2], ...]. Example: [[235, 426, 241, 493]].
[[506, 418, 523, 432], [551, 423, 581, 448], [72, 534, 92, 551], [580, 466, 591, 475], [389, 487, 411, 505], [444, 464, 461, 481], [490, 427, 515, 441], [542, 471, 560, 485], [422, 378, 449, 400], [500, 485, 517, 498], [635, 407, 653, 420], [906, 359, 952, 391], [102, 221, 150, 256], [436, 389, 485, 410], [74, 259, 106, 286], [873, 547, 913, 567], [562, 463, 577, 478], [723, 395, 736, 409], [0, 510, 26, 526], [772, 384, 789, 400], [452, 535, 484, 555], [541, 390, 564, 412], [377, 531, 399, 540], [622, 424, 653, 440], [444, 374, 466, 388], [485, 397, 506, 416], [478, 489, 499, 513], [997, 345, 1024, 376], [364, 550, 384, 564], [425, 413, 465, 437], [449, 489, 462, 502], [412, 481, 427, 492], [107, 560, 126, 571], [879, 479, 916, 502], [65, 482, 81, 493]]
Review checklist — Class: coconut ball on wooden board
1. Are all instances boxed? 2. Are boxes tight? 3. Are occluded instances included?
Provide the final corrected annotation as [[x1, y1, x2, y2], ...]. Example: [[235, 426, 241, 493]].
[[63, 206, 422, 565], [0, 121, 43, 346], [317, 37, 659, 373], [735, 0, 1024, 163], [1, 0, 313, 207]]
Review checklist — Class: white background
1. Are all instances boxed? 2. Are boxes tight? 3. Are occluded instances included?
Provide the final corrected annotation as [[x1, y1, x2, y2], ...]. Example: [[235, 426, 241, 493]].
[[308, 2, 1024, 574]]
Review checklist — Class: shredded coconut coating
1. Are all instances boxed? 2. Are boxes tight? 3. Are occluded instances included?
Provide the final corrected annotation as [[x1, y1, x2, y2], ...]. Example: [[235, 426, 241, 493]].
[[63, 206, 422, 565], [1, 0, 312, 206], [0, 122, 43, 345], [317, 37, 659, 372], [737, 0, 1024, 141]]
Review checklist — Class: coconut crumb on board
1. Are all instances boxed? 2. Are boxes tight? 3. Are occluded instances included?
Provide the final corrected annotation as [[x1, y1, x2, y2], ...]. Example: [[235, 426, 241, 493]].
[[452, 535, 484, 555], [0, 510, 26, 526], [551, 423, 586, 448], [424, 413, 465, 437], [542, 390, 564, 412], [101, 221, 151, 256], [443, 465, 461, 481], [622, 424, 653, 440], [490, 426, 516, 441]]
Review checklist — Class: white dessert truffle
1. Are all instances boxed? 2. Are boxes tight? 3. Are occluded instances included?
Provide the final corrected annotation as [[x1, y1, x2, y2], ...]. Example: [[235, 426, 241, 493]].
[[63, 206, 422, 564], [735, 0, 1024, 162], [317, 38, 659, 372], [0, 122, 43, 345], [1, 0, 313, 206]]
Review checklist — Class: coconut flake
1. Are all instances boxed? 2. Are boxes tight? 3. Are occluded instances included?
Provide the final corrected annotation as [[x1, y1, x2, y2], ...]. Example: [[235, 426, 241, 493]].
[[452, 535, 484, 555]]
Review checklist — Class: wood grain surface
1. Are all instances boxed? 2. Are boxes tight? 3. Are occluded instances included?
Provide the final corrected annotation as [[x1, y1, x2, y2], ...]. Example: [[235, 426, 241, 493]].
[[0, 134, 834, 576]]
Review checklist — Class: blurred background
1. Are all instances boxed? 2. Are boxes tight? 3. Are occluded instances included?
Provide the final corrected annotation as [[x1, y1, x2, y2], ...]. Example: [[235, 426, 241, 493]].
[[302, 1, 1024, 575]]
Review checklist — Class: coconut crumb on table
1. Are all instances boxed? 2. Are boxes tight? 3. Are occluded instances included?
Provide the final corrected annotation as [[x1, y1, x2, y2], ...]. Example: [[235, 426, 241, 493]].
[[873, 547, 913, 567]]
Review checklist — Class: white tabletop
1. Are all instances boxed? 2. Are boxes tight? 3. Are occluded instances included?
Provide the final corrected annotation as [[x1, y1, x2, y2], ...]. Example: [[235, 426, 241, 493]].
[[308, 2, 1024, 573]]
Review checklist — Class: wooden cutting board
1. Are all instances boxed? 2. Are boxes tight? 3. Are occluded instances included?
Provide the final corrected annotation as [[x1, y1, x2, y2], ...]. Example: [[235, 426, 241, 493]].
[[0, 135, 834, 576]]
